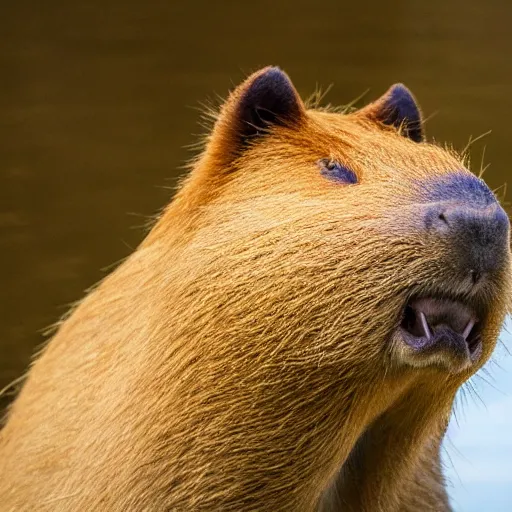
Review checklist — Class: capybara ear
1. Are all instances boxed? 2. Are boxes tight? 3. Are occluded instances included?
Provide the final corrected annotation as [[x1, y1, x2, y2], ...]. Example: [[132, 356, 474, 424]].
[[356, 84, 424, 142], [209, 67, 306, 162]]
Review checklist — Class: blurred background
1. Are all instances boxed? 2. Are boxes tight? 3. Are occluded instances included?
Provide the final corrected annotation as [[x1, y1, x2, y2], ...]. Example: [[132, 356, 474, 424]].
[[1, 1, 511, 510]]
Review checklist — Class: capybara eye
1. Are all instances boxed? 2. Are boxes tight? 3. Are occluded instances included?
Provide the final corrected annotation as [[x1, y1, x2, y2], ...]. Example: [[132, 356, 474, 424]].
[[318, 158, 358, 184]]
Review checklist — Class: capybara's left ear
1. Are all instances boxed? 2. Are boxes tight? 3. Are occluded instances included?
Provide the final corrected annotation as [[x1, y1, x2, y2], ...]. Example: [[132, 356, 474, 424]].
[[356, 84, 424, 142], [208, 67, 306, 164]]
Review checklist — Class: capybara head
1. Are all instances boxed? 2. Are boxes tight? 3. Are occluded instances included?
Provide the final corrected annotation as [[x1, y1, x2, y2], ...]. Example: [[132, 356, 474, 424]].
[[165, 66, 511, 388]]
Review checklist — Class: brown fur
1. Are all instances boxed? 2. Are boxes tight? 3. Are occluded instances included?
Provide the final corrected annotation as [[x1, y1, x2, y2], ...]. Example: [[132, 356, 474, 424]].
[[0, 68, 510, 511]]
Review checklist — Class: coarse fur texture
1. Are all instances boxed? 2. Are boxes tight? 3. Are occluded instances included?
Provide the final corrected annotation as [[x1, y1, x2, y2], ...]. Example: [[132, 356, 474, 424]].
[[0, 67, 510, 511]]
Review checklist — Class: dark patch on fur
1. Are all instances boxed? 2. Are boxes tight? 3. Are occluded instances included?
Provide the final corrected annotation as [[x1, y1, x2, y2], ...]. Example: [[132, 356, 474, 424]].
[[422, 173, 496, 206]]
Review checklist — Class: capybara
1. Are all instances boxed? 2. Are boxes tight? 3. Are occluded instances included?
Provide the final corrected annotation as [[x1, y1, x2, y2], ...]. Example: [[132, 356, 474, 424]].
[[0, 67, 510, 511]]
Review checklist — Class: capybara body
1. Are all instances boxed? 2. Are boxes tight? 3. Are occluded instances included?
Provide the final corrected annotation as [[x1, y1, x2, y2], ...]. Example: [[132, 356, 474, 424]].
[[0, 67, 510, 511]]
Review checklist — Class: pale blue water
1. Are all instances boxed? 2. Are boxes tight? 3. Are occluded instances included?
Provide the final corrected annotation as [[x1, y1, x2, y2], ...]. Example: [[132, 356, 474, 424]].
[[444, 317, 512, 511]]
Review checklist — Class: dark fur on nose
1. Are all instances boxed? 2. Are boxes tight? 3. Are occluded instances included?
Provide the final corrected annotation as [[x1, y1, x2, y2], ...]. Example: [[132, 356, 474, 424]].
[[425, 202, 510, 282]]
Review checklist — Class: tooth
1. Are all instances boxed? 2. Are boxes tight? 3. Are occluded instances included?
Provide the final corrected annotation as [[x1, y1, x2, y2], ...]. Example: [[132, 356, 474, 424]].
[[462, 319, 475, 340], [419, 311, 432, 339]]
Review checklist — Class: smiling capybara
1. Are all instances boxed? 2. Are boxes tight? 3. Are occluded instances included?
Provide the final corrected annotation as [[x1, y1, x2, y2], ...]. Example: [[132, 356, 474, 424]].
[[0, 67, 510, 511]]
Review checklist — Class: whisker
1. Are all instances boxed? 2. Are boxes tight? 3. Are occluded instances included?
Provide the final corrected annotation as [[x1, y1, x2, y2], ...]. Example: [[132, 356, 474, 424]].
[[462, 130, 492, 155]]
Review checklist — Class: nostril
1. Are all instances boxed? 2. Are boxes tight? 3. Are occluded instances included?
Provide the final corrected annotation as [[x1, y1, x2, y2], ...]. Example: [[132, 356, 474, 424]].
[[469, 269, 482, 285], [424, 206, 452, 231]]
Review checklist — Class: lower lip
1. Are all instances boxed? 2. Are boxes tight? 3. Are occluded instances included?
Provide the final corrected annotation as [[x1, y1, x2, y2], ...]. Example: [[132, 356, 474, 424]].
[[399, 326, 482, 367]]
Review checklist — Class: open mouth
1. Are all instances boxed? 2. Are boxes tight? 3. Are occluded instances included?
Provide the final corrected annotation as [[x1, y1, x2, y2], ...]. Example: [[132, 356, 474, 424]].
[[399, 297, 483, 370]]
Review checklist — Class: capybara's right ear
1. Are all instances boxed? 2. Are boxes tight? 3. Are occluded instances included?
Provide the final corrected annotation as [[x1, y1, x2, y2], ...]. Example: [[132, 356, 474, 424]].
[[208, 67, 306, 163], [356, 84, 424, 142]]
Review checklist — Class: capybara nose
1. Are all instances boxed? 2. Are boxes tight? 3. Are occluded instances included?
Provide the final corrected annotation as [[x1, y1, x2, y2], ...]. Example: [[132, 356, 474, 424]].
[[425, 202, 510, 282]]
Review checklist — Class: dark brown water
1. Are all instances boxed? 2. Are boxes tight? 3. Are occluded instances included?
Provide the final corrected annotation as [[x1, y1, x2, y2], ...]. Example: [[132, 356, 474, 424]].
[[1, 0, 511, 413]]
